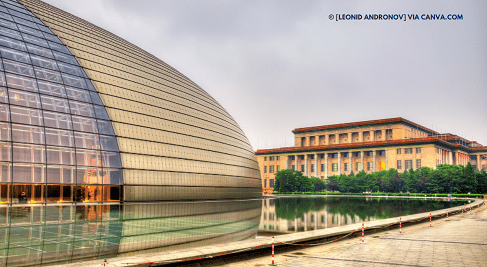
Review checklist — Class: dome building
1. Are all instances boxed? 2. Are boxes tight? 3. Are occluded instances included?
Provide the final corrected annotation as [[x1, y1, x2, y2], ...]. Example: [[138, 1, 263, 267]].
[[0, 0, 262, 265]]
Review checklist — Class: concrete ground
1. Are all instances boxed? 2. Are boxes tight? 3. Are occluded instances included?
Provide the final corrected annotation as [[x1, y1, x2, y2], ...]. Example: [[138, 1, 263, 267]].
[[209, 202, 487, 267]]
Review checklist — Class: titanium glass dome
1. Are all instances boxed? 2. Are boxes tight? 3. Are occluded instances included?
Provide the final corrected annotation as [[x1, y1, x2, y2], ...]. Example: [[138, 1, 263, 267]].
[[0, 0, 262, 265]]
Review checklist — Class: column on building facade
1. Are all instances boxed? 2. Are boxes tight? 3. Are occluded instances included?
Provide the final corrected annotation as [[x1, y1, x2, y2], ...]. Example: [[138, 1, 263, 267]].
[[477, 155, 481, 170], [315, 153, 318, 177], [325, 154, 328, 179], [348, 132, 352, 143], [349, 152, 352, 173], [449, 151, 453, 165], [304, 155, 308, 176], [381, 129, 386, 140], [304, 213, 307, 231], [361, 151, 365, 170], [338, 153, 341, 175], [286, 155, 289, 169], [372, 152, 384, 172], [295, 218, 298, 232], [385, 153, 388, 169], [370, 131, 375, 142], [335, 134, 338, 144], [360, 131, 364, 142], [325, 210, 328, 228], [295, 155, 299, 171], [314, 212, 318, 230]]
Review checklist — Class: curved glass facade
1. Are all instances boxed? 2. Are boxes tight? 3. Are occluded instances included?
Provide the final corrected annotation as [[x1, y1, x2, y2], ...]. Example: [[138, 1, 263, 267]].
[[0, 0, 122, 205]]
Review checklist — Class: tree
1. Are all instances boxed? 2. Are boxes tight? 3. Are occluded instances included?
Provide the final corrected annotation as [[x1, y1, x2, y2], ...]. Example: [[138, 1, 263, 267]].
[[273, 169, 297, 192], [463, 162, 478, 193], [310, 177, 325, 192]]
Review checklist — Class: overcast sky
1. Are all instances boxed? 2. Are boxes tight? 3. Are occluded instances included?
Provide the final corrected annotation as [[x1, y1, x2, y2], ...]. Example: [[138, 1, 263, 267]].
[[42, 0, 487, 150]]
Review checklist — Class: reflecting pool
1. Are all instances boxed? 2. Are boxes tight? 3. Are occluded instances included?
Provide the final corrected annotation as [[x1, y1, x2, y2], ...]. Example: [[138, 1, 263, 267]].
[[259, 196, 467, 233]]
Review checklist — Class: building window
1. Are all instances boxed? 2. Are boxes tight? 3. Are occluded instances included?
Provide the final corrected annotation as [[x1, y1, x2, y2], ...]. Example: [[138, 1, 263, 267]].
[[343, 152, 349, 157], [416, 147, 421, 153], [311, 164, 315, 172], [321, 164, 325, 172], [264, 179, 267, 187], [320, 154, 325, 159], [405, 148, 412, 154], [356, 152, 361, 157], [366, 151, 373, 156], [321, 215, 325, 223], [292, 165, 295, 171], [397, 160, 402, 169], [405, 160, 413, 169], [310, 154, 314, 159], [270, 165, 275, 173], [311, 215, 315, 223], [291, 155, 295, 160], [301, 165, 305, 172], [270, 179, 275, 187], [356, 162, 362, 171], [379, 150, 386, 156], [300, 155, 305, 160], [264, 166, 267, 173], [397, 149, 401, 154], [367, 162, 372, 170], [332, 163, 338, 172], [269, 156, 274, 161], [330, 153, 337, 158], [276, 165, 280, 172], [416, 159, 421, 168], [269, 213, 274, 220], [264, 157, 267, 161], [344, 163, 349, 171]]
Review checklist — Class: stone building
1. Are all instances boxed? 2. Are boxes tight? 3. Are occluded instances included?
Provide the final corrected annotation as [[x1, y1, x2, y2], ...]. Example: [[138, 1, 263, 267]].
[[256, 117, 487, 193]]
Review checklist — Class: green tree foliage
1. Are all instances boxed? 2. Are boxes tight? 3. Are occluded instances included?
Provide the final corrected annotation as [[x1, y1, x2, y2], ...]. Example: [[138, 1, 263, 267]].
[[274, 165, 487, 194]]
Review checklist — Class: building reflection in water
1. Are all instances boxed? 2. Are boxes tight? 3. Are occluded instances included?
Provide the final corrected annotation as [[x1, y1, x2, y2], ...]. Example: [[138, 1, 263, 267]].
[[259, 197, 465, 233], [0, 199, 261, 266]]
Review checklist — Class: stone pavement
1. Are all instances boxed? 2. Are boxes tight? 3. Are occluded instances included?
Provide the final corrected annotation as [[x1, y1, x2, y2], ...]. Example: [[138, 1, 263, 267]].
[[221, 202, 487, 267]]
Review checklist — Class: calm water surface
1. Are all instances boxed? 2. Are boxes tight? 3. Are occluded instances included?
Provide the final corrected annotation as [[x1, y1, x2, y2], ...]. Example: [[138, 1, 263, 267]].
[[259, 196, 467, 233]]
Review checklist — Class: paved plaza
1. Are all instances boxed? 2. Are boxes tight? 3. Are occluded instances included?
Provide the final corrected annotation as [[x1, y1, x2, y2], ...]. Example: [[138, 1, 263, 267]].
[[221, 203, 487, 267]]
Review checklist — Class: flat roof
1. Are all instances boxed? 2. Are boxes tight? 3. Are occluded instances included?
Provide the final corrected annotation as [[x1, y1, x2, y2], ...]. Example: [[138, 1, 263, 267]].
[[292, 117, 438, 134]]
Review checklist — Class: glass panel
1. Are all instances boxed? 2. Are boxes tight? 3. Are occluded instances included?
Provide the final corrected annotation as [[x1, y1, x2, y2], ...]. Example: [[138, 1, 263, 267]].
[[45, 128, 74, 147], [22, 32, 48, 47], [0, 87, 7, 103], [3, 59, 35, 77], [37, 25, 52, 34], [100, 135, 118, 151], [102, 169, 122, 185], [101, 152, 121, 168], [26, 43, 53, 58], [43, 111, 72, 130], [8, 89, 41, 108], [86, 79, 96, 91], [0, 103, 9, 121], [66, 87, 91, 103], [0, 72, 5, 87], [74, 132, 99, 149], [31, 55, 59, 70], [37, 80, 65, 97], [57, 62, 84, 77], [74, 185, 101, 202], [53, 51, 78, 65], [0, 12, 13, 22], [0, 25, 22, 39], [0, 163, 11, 183], [0, 18, 17, 29], [10, 106, 42, 125], [14, 17, 38, 29], [5, 73, 37, 91], [12, 124, 44, 144], [0, 35, 26, 50], [0, 122, 10, 141], [97, 120, 114, 135], [12, 164, 45, 184], [89, 91, 103, 105], [76, 149, 100, 167], [72, 116, 97, 133], [40, 95, 70, 113], [34, 67, 62, 83], [13, 144, 45, 163], [76, 167, 100, 184], [0, 142, 11, 161], [94, 105, 109, 120], [62, 74, 87, 89], [43, 33, 62, 43], [17, 24, 43, 37], [46, 147, 74, 165], [0, 46, 30, 63], [8, 7, 34, 19], [69, 101, 95, 117], [48, 42, 70, 55]]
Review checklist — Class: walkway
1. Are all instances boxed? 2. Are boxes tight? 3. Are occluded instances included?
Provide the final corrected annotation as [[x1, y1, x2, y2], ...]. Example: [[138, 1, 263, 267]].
[[224, 201, 487, 267]]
